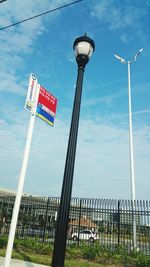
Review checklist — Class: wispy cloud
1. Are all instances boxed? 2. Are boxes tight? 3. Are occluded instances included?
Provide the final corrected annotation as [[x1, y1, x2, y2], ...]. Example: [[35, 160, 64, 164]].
[[91, 0, 147, 44], [0, 101, 150, 199], [83, 88, 124, 107], [120, 34, 131, 44], [0, 0, 149, 200], [0, 0, 73, 94], [91, 0, 146, 30], [133, 109, 150, 115]]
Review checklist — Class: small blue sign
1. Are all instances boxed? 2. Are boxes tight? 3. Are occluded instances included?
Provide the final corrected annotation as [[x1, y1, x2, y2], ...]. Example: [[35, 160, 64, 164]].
[[36, 104, 54, 126]]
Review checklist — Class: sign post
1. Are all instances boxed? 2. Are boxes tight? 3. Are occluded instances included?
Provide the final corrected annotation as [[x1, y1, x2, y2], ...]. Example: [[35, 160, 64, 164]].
[[4, 74, 39, 267], [4, 114, 36, 267], [4, 74, 57, 267]]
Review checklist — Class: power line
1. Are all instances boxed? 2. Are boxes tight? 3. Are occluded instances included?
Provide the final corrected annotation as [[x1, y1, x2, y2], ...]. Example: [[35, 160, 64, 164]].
[[0, 0, 7, 3], [0, 0, 83, 31]]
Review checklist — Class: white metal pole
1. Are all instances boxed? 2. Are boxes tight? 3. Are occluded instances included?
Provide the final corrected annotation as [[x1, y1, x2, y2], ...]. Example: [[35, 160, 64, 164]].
[[127, 62, 136, 201], [4, 113, 36, 267], [127, 62, 137, 249]]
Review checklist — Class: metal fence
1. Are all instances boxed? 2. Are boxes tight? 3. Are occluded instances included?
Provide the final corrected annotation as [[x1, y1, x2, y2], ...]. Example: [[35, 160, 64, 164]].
[[0, 195, 150, 255]]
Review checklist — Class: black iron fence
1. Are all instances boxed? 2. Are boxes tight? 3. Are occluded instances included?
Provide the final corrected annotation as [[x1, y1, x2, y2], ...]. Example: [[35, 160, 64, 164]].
[[0, 195, 150, 255]]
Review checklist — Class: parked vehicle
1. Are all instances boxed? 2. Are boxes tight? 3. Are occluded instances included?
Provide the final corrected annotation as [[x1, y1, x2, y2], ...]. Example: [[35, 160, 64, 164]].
[[71, 229, 99, 242]]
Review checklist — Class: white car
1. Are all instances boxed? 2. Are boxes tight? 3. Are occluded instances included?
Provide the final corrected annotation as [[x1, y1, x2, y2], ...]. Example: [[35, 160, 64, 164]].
[[71, 229, 99, 242]]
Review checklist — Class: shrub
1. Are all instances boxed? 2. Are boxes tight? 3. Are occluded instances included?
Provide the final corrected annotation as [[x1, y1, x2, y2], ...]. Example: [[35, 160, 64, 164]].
[[0, 236, 8, 248], [66, 244, 82, 260], [81, 243, 101, 260], [114, 244, 126, 255], [13, 238, 53, 255]]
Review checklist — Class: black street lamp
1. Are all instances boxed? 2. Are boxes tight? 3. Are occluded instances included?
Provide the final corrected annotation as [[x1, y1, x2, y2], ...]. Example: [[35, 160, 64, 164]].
[[51, 34, 95, 267]]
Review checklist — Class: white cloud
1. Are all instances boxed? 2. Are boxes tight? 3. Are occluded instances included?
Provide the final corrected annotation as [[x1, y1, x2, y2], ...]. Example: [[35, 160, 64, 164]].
[[83, 89, 124, 107], [73, 118, 150, 199], [91, 0, 145, 30], [120, 34, 130, 44], [91, 0, 147, 44], [133, 109, 150, 116], [0, 102, 150, 200], [0, 0, 149, 201], [0, 2, 49, 97], [0, 72, 25, 94], [0, 0, 73, 94]]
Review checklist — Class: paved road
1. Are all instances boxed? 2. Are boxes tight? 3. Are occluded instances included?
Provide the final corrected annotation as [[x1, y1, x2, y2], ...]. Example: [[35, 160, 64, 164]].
[[0, 257, 49, 267]]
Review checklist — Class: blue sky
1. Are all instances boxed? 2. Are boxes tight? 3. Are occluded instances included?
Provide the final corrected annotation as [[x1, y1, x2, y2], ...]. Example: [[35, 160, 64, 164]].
[[0, 0, 150, 200]]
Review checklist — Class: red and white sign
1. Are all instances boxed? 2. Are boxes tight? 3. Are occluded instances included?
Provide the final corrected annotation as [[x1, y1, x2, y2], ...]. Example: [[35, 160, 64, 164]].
[[38, 85, 57, 117]]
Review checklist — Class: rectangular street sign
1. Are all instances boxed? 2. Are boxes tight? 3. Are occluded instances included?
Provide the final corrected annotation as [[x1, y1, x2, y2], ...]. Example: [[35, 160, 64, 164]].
[[25, 74, 57, 126], [37, 85, 57, 117], [36, 85, 57, 126], [25, 73, 39, 114]]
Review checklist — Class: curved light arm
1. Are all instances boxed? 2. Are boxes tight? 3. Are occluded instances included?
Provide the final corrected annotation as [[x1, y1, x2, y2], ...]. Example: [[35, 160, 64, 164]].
[[115, 48, 143, 64], [114, 54, 126, 63], [134, 48, 144, 61]]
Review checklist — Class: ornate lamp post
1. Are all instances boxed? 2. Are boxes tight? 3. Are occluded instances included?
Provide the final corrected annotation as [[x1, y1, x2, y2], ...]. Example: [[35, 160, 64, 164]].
[[51, 34, 95, 267]]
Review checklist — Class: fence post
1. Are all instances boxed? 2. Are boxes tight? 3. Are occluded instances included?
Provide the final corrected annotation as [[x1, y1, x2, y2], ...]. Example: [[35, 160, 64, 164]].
[[77, 198, 82, 245], [118, 200, 120, 245], [42, 197, 49, 243], [131, 200, 137, 249]]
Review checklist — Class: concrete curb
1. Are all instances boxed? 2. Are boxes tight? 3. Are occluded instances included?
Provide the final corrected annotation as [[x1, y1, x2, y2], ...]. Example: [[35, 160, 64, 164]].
[[0, 257, 49, 267]]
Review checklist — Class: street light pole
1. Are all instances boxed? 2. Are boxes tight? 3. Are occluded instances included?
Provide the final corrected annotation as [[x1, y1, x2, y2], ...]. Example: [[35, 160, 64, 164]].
[[51, 34, 95, 267], [127, 61, 136, 202], [114, 48, 143, 249], [127, 61, 137, 249]]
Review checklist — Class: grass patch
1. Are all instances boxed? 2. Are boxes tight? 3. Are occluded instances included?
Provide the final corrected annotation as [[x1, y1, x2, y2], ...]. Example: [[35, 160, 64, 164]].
[[0, 249, 116, 267], [0, 237, 150, 267]]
